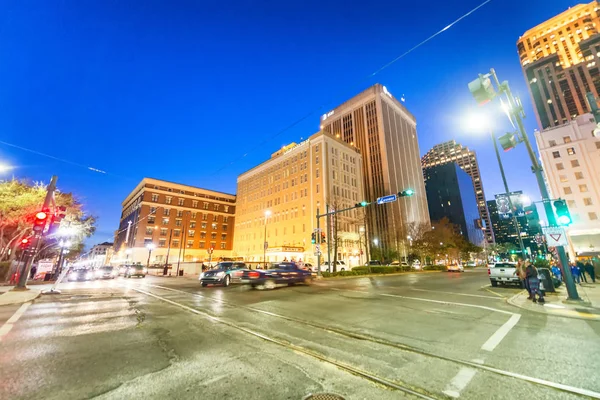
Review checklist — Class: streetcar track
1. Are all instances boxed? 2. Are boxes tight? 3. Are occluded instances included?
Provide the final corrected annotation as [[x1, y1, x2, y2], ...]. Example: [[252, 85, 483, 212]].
[[129, 283, 600, 399]]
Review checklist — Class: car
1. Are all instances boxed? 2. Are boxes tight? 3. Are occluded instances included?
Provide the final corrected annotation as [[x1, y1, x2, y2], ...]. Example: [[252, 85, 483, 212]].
[[238, 262, 313, 290], [118, 265, 130, 276], [68, 268, 96, 282], [200, 262, 247, 287], [446, 264, 464, 272], [488, 262, 520, 287], [124, 265, 147, 278], [95, 266, 117, 279], [365, 260, 382, 266], [322, 260, 348, 270]]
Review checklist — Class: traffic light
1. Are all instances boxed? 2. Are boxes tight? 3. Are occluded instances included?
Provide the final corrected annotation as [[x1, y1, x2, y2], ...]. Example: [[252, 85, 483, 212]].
[[321, 232, 326, 243], [19, 237, 31, 249], [33, 210, 49, 233], [311, 232, 316, 244], [355, 201, 369, 207], [468, 75, 496, 105], [553, 200, 572, 226], [48, 206, 67, 235], [498, 132, 518, 151], [399, 189, 414, 197]]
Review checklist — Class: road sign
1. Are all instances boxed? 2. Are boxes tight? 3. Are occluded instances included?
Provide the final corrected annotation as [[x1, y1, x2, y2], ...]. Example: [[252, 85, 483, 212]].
[[315, 244, 320, 252], [376, 194, 397, 205], [542, 226, 568, 247]]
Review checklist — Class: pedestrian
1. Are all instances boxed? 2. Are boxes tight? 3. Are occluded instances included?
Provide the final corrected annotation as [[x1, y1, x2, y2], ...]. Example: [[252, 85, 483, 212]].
[[30, 265, 37, 279], [577, 261, 588, 283], [516, 260, 531, 298], [551, 264, 562, 282], [584, 261, 596, 283], [526, 262, 545, 304], [571, 264, 581, 284]]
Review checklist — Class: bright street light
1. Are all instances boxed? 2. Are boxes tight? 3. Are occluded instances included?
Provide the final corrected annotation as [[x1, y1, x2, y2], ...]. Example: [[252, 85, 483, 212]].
[[264, 210, 271, 217], [0, 163, 13, 173], [146, 243, 156, 250]]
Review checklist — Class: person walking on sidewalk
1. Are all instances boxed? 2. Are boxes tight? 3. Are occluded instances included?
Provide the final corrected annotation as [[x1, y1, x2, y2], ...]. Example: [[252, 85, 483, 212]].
[[577, 261, 588, 283], [571, 263, 581, 284], [526, 262, 545, 304], [585, 261, 596, 283], [517, 260, 531, 299], [551, 264, 562, 282]]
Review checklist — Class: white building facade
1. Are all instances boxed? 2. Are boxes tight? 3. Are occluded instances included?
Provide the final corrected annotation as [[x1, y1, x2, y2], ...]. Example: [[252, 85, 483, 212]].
[[535, 113, 600, 257]]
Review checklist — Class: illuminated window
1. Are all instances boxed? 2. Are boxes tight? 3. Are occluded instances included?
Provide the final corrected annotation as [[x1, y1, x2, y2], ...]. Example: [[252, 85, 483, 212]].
[[575, 171, 584, 180], [552, 151, 561, 158], [567, 147, 576, 155], [564, 186, 572, 195], [589, 212, 598, 220], [579, 184, 588, 192], [571, 160, 580, 167], [560, 175, 568, 182], [556, 163, 564, 170], [165, 196, 172, 205], [584, 198, 593, 206]]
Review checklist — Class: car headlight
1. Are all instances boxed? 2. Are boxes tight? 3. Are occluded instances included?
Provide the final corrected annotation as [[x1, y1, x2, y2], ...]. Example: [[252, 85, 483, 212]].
[[95, 270, 103, 276], [199, 272, 205, 279], [85, 272, 93, 279], [216, 271, 225, 278], [143, 268, 148, 274]]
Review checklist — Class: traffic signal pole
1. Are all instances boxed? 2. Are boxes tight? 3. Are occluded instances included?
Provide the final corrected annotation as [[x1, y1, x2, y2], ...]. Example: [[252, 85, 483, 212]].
[[15, 175, 58, 290], [488, 69, 579, 300]]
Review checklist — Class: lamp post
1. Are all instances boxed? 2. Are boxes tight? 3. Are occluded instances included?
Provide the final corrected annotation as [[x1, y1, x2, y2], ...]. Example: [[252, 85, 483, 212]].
[[146, 243, 155, 268], [263, 210, 271, 268], [468, 68, 579, 300]]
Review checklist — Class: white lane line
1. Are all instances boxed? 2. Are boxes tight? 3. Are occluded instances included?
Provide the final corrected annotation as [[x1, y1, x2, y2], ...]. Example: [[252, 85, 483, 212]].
[[0, 302, 31, 341], [378, 293, 516, 315], [480, 314, 521, 352], [443, 367, 478, 398], [409, 288, 500, 300]]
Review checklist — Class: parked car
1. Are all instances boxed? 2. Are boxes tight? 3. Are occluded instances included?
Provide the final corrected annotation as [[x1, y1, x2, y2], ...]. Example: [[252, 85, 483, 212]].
[[238, 262, 313, 290], [118, 265, 130, 276], [96, 266, 117, 279], [365, 260, 382, 266], [446, 264, 464, 272], [322, 260, 348, 270], [68, 268, 96, 282], [124, 265, 147, 278], [488, 262, 520, 287], [200, 262, 247, 287]]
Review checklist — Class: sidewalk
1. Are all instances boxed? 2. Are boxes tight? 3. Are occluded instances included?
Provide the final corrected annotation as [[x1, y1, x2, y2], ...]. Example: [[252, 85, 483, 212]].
[[0, 286, 41, 306], [508, 282, 600, 320]]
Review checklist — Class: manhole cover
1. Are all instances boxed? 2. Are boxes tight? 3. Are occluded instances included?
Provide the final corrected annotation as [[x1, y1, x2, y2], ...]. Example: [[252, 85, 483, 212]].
[[303, 394, 345, 400]]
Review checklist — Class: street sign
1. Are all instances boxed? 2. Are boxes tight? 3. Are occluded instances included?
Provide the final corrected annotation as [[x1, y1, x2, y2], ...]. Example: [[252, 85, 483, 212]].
[[542, 226, 568, 247], [376, 194, 397, 205], [315, 244, 320, 252]]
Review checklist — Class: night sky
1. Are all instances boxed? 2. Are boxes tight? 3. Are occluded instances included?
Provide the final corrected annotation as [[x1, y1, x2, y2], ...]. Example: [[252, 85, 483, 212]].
[[0, 0, 576, 245]]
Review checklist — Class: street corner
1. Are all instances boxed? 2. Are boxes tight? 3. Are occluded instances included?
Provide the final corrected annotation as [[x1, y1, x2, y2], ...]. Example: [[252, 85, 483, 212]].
[[507, 288, 600, 321], [0, 288, 41, 306]]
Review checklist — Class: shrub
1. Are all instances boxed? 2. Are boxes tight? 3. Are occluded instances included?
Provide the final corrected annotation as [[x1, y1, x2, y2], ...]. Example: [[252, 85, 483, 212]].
[[423, 265, 445, 271], [0, 261, 11, 281]]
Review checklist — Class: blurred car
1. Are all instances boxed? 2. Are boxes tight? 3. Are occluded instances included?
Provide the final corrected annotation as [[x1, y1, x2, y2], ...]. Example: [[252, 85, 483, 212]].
[[68, 268, 96, 282], [124, 265, 147, 278], [200, 262, 247, 287], [238, 262, 313, 290], [118, 265, 130, 276], [96, 266, 117, 279], [446, 264, 464, 272], [365, 260, 382, 266]]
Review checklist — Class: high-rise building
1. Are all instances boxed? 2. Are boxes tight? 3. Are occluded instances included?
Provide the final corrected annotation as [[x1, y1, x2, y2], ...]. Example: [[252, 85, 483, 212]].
[[487, 195, 543, 256], [319, 84, 429, 256], [421, 140, 494, 244], [423, 163, 484, 245], [517, 1, 600, 129], [114, 178, 236, 266], [534, 113, 600, 256], [234, 131, 366, 266]]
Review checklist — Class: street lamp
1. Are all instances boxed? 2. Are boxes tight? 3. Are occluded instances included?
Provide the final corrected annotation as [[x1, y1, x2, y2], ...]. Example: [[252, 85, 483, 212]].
[[263, 210, 271, 268], [146, 243, 156, 268], [0, 163, 13, 173]]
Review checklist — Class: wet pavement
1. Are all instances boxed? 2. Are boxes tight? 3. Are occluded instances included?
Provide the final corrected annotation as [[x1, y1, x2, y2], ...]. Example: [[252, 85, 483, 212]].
[[1, 269, 599, 400]]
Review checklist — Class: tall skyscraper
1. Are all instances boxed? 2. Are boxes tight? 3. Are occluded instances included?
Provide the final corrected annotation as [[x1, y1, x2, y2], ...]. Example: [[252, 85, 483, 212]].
[[421, 140, 494, 244], [517, 1, 600, 129], [234, 131, 366, 266], [319, 84, 429, 256], [534, 114, 600, 256], [423, 163, 484, 245]]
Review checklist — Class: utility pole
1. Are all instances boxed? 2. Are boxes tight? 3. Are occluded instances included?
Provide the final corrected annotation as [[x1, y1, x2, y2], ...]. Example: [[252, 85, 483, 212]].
[[15, 176, 57, 290], [326, 204, 331, 273], [316, 208, 321, 277], [164, 229, 173, 275]]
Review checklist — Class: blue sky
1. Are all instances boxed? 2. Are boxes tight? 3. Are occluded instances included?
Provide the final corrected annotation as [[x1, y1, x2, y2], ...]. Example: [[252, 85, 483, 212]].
[[0, 0, 576, 245]]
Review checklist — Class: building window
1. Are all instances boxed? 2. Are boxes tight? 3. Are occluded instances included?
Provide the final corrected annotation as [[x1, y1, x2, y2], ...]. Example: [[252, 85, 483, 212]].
[[190, 222, 196, 228], [188, 230, 195, 237], [221, 234, 227, 240], [201, 222, 207, 229], [571, 160, 580, 167], [212, 223, 218, 230], [203, 202, 209, 210], [559, 175, 568, 182], [589, 212, 598, 221], [192, 200, 198, 208], [564, 187, 572, 195], [549, 140, 557, 147], [165, 196, 172, 205], [552, 151, 560, 158], [222, 224, 228, 231], [160, 228, 167, 236], [210, 242, 216, 249], [556, 163, 564, 170], [584, 197, 593, 206], [164, 208, 170, 216], [151, 194, 159, 202], [173, 230, 180, 237], [211, 232, 217, 239], [596, 142, 600, 149], [567, 147, 576, 155], [175, 219, 182, 227], [178, 198, 184, 206], [214, 204, 220, 211], [176, 210, 183, 217], [575, 171, 584, 180], [223, 216, 229, 223], [187, 240, 193, 248], [316, 156, 319, 164], [316, 184, 320, 193], [202, 213, 208, 221], [220, 242, 226, 249], [316, 169, 320, 178], [148, 216, 155, 224], [199, 242, 205, 248], [162, 218, 169, 226], [563, 136, 572, 143], [172, 240, 179, 248], [159, 239, 166, 248], [145, 227, 153, 235], [213, 214, 218, 222], [191, 212, 197, 219], [224, 205, 229, 212], [579, 184, 588, 192], [200, 232, 206, 239]]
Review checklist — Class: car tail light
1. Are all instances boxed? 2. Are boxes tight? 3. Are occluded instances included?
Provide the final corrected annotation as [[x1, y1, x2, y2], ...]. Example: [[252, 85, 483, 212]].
[[487, 268, 490, 275], [248, 271, 260, 279]]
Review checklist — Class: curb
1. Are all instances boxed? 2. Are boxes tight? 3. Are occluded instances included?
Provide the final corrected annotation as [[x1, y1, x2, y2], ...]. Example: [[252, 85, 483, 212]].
[[0, 289, 41, 306], [507, 291, 600, 321]]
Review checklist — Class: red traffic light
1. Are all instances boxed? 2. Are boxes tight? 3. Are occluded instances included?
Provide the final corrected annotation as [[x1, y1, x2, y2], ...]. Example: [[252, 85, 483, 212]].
[[36, 211, 48, 220], [33, 210, 49, 233], [21, 238, 29, 244]]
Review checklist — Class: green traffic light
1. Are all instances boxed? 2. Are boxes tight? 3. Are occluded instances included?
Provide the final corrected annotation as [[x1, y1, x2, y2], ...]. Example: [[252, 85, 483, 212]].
[[360, 201, 368, 207], [553, 200, 572, 226], [404, 189, 414, 196]]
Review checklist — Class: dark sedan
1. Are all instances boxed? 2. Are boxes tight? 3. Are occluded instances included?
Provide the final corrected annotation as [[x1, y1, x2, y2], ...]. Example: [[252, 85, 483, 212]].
[[239, 262, 313, 290], [200, 262, 247, 287]]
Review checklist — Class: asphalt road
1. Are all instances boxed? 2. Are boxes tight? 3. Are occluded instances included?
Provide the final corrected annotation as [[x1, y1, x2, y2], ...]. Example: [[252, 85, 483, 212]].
[[1, 269, 599, 400]]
